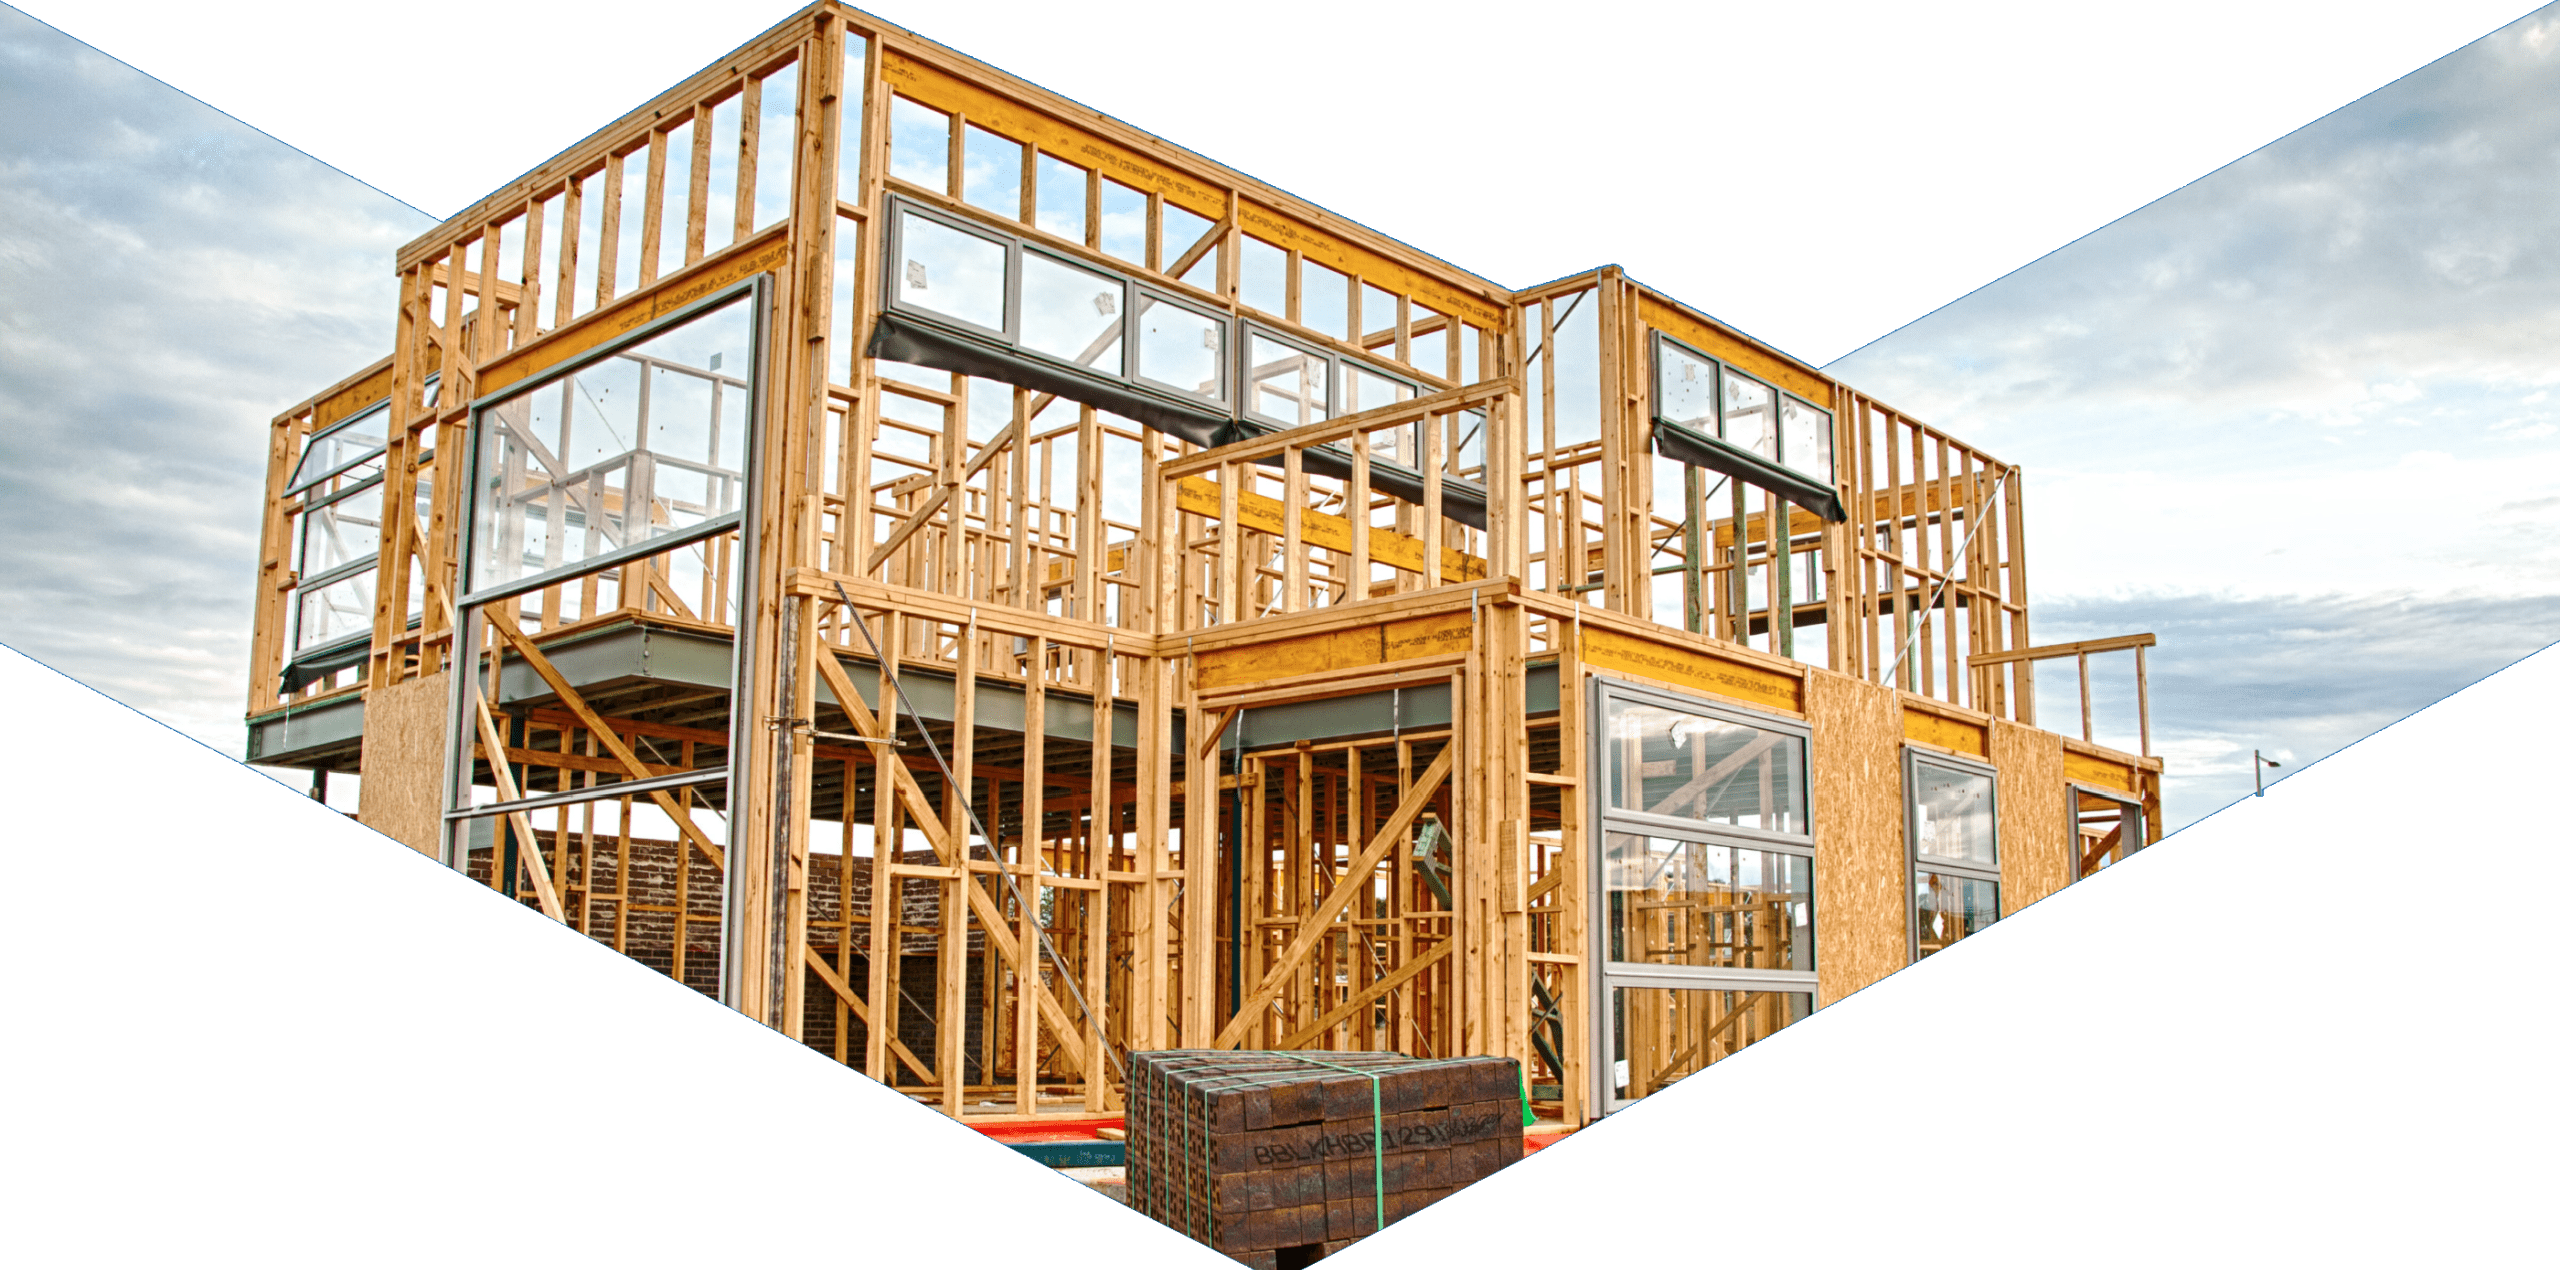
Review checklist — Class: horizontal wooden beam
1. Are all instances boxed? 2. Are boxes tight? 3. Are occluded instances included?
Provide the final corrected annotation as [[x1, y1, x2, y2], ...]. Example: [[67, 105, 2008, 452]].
[[1968, 633, 2156, 667], [1156, 378, 1519, 480], [1171, 476, 1484, 581]]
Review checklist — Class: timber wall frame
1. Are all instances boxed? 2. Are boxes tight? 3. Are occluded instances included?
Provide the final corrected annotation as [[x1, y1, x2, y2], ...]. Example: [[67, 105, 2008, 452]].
[[244, 2, 2164, 1129]]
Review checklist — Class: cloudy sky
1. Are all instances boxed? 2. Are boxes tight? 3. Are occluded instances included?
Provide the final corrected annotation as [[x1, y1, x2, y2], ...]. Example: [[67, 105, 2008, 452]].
[[1829, 7, 2560, 818], [1, 0, 2552, 827]]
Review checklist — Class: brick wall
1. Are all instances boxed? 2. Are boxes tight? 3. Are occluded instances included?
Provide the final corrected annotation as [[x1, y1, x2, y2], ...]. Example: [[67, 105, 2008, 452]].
[[472, 836, 989, 1082]]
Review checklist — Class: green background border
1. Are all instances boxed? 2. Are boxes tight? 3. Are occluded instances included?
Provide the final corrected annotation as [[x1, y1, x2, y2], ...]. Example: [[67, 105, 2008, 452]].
[[10, 4, 2549, 1264]]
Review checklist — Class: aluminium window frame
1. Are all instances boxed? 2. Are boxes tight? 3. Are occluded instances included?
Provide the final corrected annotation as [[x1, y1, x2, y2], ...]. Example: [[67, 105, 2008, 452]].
[[2067, 782, 2147, 881], [454, 290, 761, 611], [1903, 744, 2002, 961], [283, 401, 392, 497], [287, 469, 388, 658], [1587, 674, 1820, 1114], [1647, 330, 1839, 493], [882, 194, 1233, 414], [438, 275, 770, 1007]]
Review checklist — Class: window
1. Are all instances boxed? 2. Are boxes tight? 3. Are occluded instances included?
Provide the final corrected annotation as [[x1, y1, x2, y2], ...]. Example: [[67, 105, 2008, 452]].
[[1650, 332, 1841, 519], [2072, 786, 2145, 879], [445, 277, 765, 906], [1907, 749, 1999, 959], [466, 290, 754, 601], [282, 400, 409, 684], [286, 402, 389, 495], [1592, 677, 1816, 1110], [883, 198, 1231, 420]]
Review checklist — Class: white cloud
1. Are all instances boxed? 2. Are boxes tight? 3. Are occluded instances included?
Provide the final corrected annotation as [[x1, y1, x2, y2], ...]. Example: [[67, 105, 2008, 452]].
[[8, 0, 2560, 816], [1829, 10, 2560, 827], [0, 6, 433, 753]]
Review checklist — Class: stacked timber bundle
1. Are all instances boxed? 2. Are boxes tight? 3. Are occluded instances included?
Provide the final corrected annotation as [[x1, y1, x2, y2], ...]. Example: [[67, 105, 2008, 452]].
[[1124, 1050, 1524, 1256]]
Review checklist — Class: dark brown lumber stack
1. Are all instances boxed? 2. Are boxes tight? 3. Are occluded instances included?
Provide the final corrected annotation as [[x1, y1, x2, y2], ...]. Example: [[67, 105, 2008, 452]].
[[1123, 1050, 1523, 1257]]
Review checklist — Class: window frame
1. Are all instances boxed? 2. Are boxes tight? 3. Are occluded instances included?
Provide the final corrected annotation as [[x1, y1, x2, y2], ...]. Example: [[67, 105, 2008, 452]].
[[283, 402, 391, 497], [1588, 674, 1819, 1113], [1648, 330, 1839, 499], [1904, 745, 2002, 961], [440, 276, 770, 1008], [2068, 783, 2146, 881], [455, 281, 765, 609], [882, 195, 1233, 415]]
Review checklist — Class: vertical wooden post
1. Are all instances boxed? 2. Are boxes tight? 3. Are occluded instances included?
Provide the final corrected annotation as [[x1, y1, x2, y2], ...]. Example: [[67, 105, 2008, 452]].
[[1017, 635, 1046, 1112]]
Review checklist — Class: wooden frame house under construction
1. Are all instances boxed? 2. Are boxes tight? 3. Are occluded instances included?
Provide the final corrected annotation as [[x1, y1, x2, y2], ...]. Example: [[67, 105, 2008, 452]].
[[246, 2, 2164, 1128]]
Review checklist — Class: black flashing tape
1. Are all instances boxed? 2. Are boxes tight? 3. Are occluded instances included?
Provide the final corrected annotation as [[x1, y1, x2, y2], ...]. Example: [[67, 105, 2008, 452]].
[[1651, 418, 1847, 523]]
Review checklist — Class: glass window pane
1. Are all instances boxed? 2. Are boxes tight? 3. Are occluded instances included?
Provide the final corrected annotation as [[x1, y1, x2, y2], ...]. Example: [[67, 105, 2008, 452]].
[[1605, 834, 1811, 971], [1097, 178, 1146, 265], [1020, 252, 1123, 373], [962, 124, 1022, 218], [294, 570, 375, 651], [1035, 153, 1088, 242], [471, 292, 754, 595], [290, 404, 390, 491], [896, 212, 1008, 332], [1912, 759, 1996, 865], [1611, 986, 1810, 1101], [1605, 697, 1806, 834], [299, 488, 382, 577], [1246, 333, 1328, 427], [1780, 395, 1833, 483], [1723, 371, 1777, 461], [1656, 342, 1716, 433], [1342, 366, 1415, 466], [1135, 294, 1224, 400], [1914, 872, 1998, 958], [888, 95, 949, 193]]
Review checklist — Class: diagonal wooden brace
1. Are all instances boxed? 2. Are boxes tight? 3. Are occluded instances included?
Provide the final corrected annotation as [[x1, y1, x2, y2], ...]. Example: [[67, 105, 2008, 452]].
[[478, 612, 729, 873], [801, 945, 936, 1083], [812, 643, 1092, 1077]]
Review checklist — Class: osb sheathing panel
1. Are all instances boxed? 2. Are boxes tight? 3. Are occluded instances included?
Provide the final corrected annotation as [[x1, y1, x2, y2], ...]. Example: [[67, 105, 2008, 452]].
[[1807, 668, 1905, 1005], [1991, 719, 2067, 914], [358, 670, 448, 855]]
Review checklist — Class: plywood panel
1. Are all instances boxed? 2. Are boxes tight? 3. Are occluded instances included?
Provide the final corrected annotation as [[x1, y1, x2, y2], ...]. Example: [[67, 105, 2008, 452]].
[[1807, 668, 1905, 1005], [1902, 705, 1988, 758], [1991, 719, 2067, 914], [1581, 626, 1804, 715], [358, 670, 449, 855]]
